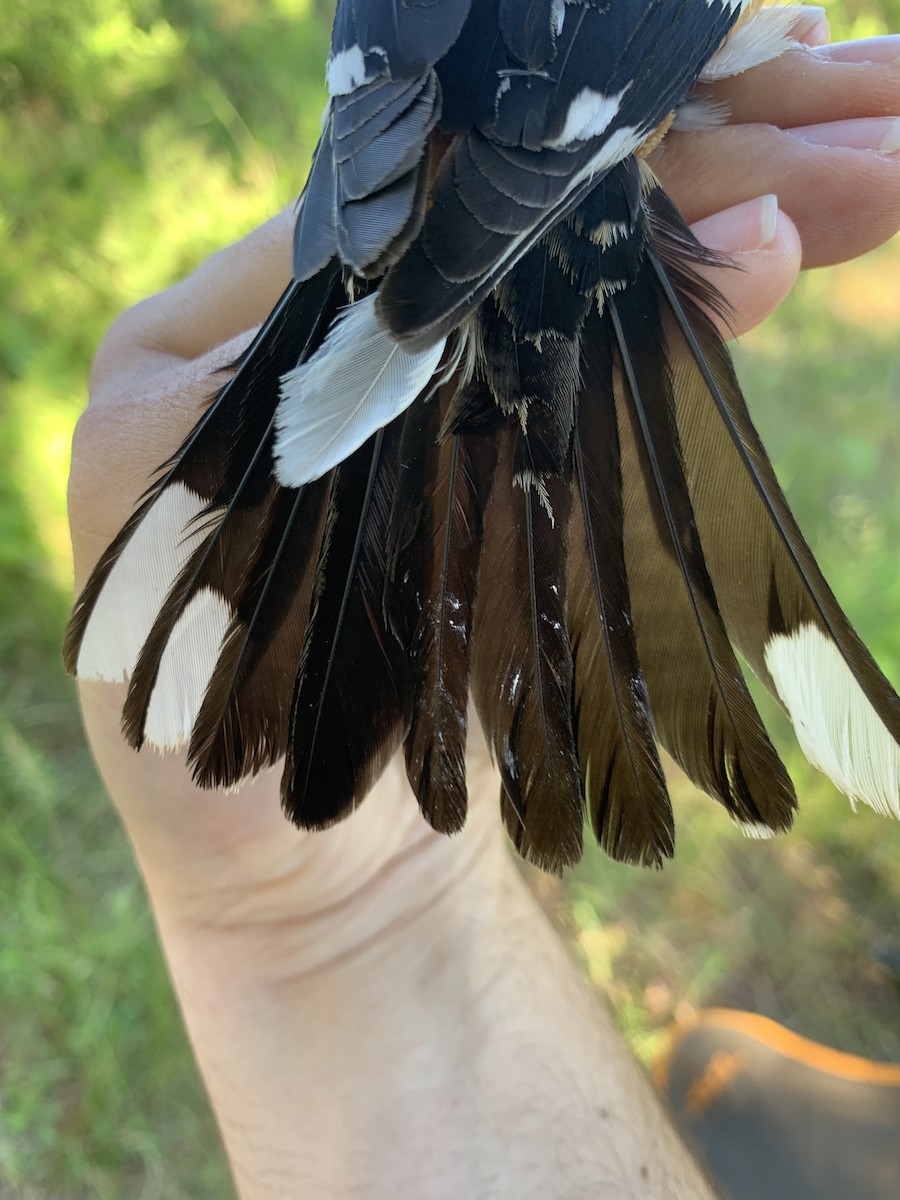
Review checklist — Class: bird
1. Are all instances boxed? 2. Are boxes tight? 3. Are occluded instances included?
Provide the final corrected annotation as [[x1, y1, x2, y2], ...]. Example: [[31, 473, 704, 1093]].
[[64, 0, 900, 874]]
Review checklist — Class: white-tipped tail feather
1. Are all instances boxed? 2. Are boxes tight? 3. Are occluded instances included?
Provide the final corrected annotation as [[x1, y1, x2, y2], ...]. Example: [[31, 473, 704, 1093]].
[[76, 483, 212, 682], [765, 623, 900, 819], [144, 588, 233, 751], [274, 293, 446, 486], [738, 821, 778, 840]]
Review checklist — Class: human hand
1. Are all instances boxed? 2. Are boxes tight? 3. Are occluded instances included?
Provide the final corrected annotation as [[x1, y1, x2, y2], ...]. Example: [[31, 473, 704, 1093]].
[[66, 25, 900, 1199], [70, 28, 900, 942]]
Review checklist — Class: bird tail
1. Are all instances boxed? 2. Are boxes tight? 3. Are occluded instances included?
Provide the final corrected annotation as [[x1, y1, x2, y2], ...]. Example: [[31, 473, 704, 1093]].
[[64, 173, 900, 872], [453, 170, 899, 871], [640, 186, 900, 823], [64, 263, 352, 791]]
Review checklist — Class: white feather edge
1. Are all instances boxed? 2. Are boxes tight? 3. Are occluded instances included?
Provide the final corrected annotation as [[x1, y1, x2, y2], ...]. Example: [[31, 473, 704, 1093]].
[[273, 293, 446, 486], [671, 96, 731, 133], [700, 5, 805, 82], [144, 588, 233, 751], [737, 820, 777, 840], [765, 623, 900, 820], [76, 483, 217, 682]]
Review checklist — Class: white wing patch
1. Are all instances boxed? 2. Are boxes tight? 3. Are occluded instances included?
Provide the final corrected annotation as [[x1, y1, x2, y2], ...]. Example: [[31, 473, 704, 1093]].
[[144, 588, 233, 751], [76, 483, 212, 683], [546, 85, 631, 148], [765, 623, 900, 820], [327, 45, 375, 96], [274, 294, 446, 486]]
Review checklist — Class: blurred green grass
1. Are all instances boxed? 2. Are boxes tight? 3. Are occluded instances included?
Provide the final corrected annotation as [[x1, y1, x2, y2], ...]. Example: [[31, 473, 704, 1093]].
[[1, 1, 899, 1195]]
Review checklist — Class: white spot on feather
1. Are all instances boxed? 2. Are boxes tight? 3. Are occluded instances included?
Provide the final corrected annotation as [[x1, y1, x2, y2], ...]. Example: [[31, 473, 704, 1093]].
[[765, 623, 900, 820], [551, 0, 566, 37], [274, 294, 445, 486], [327, 45, 374, 96], [144, 588, 232, 751], [546, 85, 630, 148], [76, 484, 212, 682]]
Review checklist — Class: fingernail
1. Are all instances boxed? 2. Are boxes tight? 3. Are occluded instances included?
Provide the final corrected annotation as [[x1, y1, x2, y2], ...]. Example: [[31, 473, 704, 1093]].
[[817, 34, 900, 63], [786, 116, 900, 153], [791, 8, 829, 46], [692, 196, 779, 254], [803, 17, 831, 47]]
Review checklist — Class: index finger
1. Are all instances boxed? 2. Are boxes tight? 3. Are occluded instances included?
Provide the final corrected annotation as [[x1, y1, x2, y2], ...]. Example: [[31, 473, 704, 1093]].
[[701, 42, 900, 128]]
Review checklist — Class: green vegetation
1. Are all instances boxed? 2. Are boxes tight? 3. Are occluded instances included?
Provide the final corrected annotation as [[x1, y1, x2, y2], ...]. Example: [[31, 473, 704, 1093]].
[[1, 2, 899, 1195]]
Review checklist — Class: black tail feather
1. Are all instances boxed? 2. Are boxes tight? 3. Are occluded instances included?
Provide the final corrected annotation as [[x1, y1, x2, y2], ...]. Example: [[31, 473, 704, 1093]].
[[64, 266, 344, 672], [471, 433, 584, 873], [570, 320, 674, 866], [386, 392, 499, 834], [188, 477, 331, 787], [282, 422, 413, 829]]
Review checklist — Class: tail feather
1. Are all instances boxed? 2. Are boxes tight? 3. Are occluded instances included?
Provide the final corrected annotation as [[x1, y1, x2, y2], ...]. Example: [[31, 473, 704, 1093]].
[[121, 464, 274, 753], [282, 421, 412, 829], [121, 377, 293, 751], [187, 477, 330, 788], [66, 267, 345, 781], [65, 269, 342, 685], [646, 188, 900, 818], [386, 392, 499, 833], [570, 320, 674, 866], [608, 289, 797, 833], [471, 433, 584, 873]]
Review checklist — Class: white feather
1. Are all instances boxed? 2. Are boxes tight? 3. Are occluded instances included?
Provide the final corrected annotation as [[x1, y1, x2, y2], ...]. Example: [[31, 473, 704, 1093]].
[[76, 483, 214, 682], [671, 96, 731, 133], [738, 821, 777, 840], [700, 5, 804, 81], [765, 623, 900, 820], [546, 86, 629, 149], [327, 45, 373, 96], [144, 588, 232, 751], [274, 294, 445, 486]]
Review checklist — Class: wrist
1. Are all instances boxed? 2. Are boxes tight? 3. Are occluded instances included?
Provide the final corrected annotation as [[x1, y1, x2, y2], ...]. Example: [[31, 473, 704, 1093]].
[[158, 840, 716, 1200]]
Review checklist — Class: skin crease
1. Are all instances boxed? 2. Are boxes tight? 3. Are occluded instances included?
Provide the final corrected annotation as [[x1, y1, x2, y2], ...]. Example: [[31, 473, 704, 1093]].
[[67, 30, 900, 1200]]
